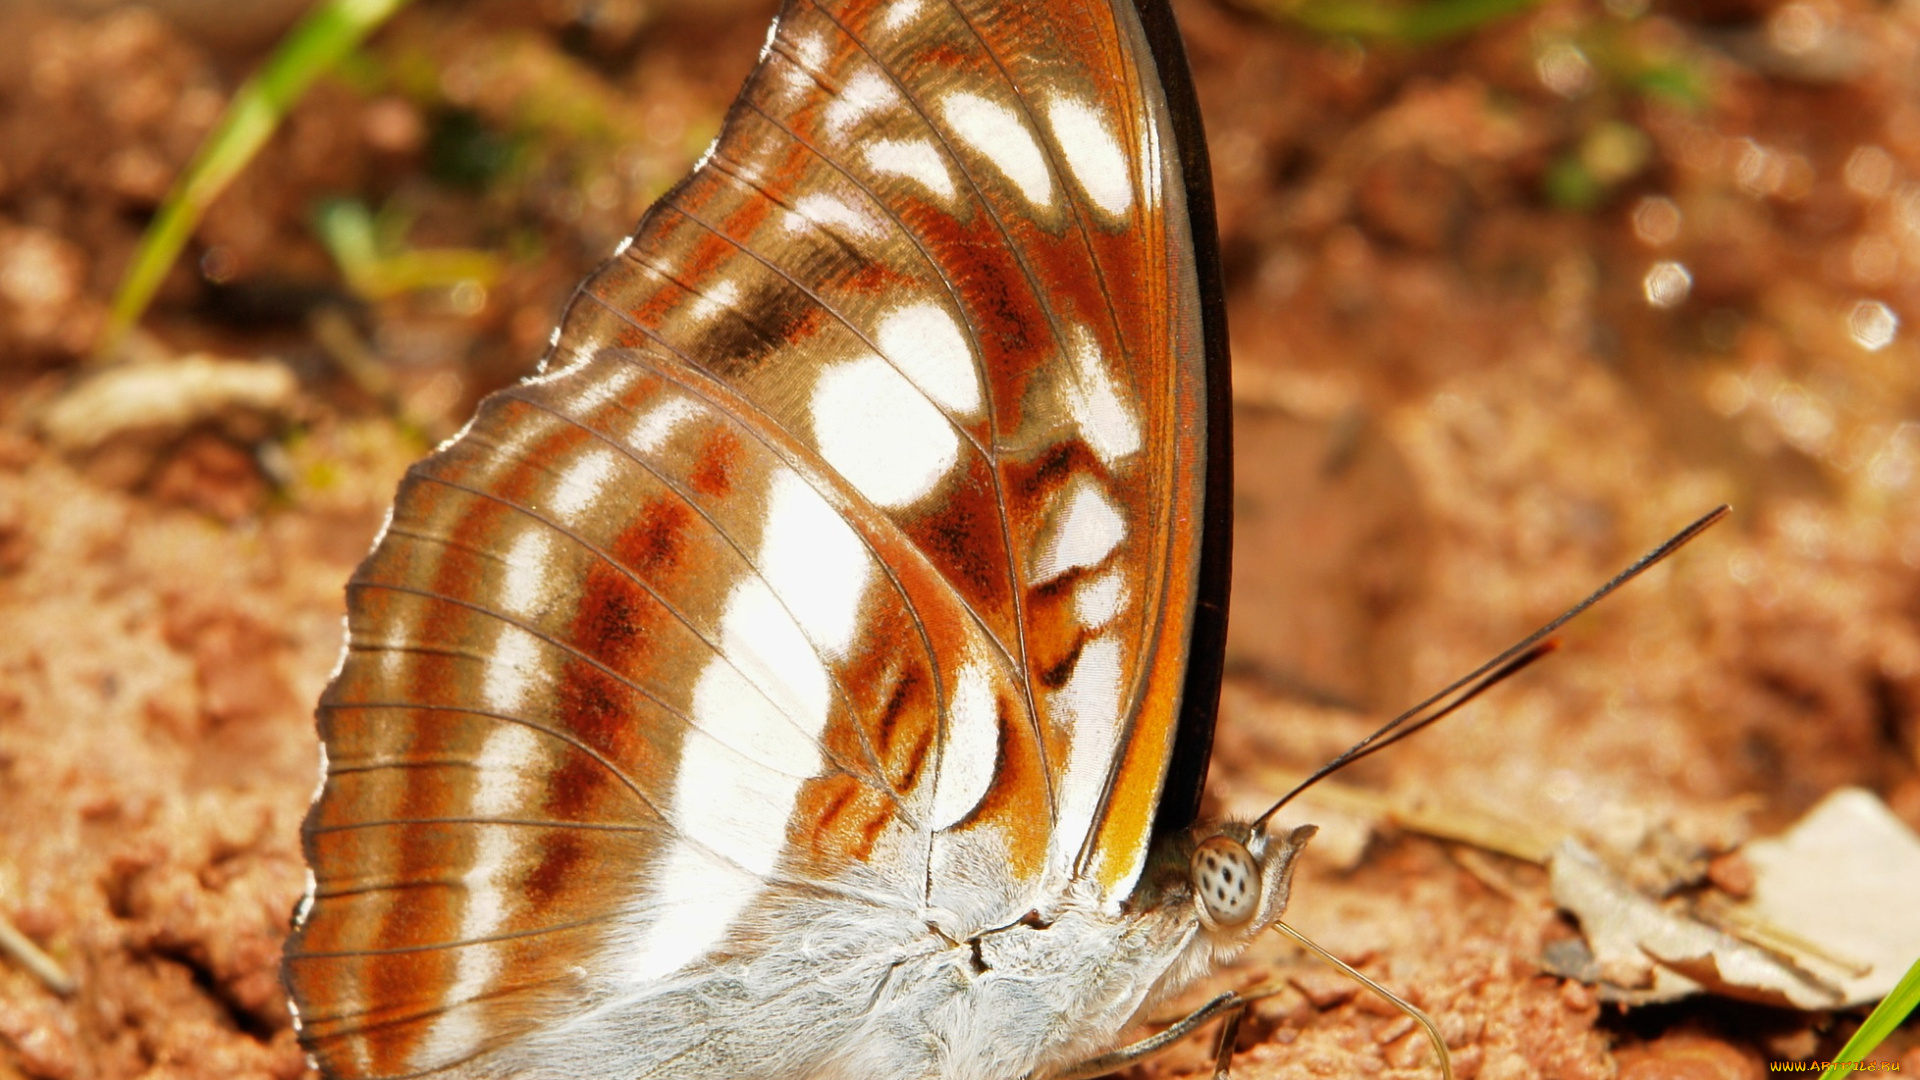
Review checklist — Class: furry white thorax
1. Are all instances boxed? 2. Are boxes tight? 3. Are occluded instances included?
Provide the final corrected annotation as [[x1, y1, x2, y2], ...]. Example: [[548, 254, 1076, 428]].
[[456, 825, 1311, 1080]]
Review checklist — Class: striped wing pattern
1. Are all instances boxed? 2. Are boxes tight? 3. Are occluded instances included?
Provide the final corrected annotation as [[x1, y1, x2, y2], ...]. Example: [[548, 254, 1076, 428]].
[[285, 0, 1215, 1075]]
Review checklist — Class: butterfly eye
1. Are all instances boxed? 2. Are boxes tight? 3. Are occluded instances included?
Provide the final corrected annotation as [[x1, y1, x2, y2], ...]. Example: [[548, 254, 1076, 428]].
[[1190, 836, 1259, 927]]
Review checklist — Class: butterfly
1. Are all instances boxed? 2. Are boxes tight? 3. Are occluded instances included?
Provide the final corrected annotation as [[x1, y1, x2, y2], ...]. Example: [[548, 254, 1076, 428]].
[[282, 1, 1324, 1077]]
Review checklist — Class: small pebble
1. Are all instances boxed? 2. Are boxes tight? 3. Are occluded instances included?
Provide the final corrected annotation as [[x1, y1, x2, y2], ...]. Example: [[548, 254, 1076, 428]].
[[1372, 1015, 1414, 1044], [1706, 853, 1755, 898], [1559, 978, 1597, 1011], [1289, 968, 1359, 1009], [1616, 1033, 1761, 1080]]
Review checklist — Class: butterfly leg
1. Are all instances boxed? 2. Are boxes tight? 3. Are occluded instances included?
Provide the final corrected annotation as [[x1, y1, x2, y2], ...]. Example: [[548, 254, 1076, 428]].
[[1045, 991, 1248, 1080], [1208, 997, 1247, 1080], [1051, 922, 1458, 1080]]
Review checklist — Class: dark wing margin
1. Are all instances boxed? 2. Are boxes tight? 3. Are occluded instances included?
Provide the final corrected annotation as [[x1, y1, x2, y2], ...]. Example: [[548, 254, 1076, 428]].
[[1133, 0, 1232, 841]]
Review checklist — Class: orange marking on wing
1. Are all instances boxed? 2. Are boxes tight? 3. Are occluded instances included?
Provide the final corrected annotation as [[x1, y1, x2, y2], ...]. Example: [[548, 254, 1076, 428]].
[[872, 664, 937, 793], [328, 473, 544, 1068], [820, 701, 871, 770], [522, 830, 589, 908], [573, 497, 693, 675], [1012, 440, 1101, 502], [607, 496, 693, 577], [686, 276, 830, 379], [914, 210, 1043, 360], [1037, 634, 1086, 692], [687, 427, 741, 498], [362, 940, 453, 1074], [794, 774, 894, 870], [907, 455, 1011, 623], [569, 568, 653, 674], [949, 695, 1046, 877], [548, 662, 657, 808]]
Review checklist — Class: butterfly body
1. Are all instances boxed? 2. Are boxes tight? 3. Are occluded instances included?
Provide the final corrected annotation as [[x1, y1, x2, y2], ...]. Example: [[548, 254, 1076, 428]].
[[499, 875, 1144, 1080], [285, 0, 1271, 1076], [408, 822, 1309, 1080]]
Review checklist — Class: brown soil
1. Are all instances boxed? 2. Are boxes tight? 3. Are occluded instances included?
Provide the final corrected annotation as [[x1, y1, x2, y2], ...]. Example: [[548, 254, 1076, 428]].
[[1, 0, 1917, 1078]]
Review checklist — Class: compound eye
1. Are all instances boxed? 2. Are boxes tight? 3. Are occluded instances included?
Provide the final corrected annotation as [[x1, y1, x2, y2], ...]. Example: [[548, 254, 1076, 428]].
[[1191, 836, 1259, 927]]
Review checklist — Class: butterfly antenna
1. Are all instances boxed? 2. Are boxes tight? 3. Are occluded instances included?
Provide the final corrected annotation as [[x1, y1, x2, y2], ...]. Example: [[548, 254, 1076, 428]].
[[1256, 641, 1559, 825], [1252, 504, 1730, 830], [1272, 920, 1454, 1080]]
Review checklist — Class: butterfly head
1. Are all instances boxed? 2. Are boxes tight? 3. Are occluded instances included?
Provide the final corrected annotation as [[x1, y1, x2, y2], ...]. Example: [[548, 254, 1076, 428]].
[[1141, 821, 1318, 960], [1192, 822, 1317, 936]]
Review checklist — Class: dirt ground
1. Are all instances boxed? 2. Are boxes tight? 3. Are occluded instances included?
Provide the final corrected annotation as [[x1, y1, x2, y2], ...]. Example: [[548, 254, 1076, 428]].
[[1, 0, 1918, 1077]]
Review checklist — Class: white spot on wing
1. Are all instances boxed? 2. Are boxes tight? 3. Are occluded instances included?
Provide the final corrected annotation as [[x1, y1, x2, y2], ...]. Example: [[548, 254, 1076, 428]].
[[685, 277, 741, 325], [677, 729, 807, 875], [1032, 478, 1125, 584], [692, 134, 721, 173], [545, 446, 620, 518], [528, 353, 588, 385], [760, 471, 872, 658], [718, 577, 830, 741], [1137, 89, 1165, 216], [789, 29, 828, 70], [881, 0, 925, 31], [294, 865, 317, 927], [629, 397, 700, 455], [1065, 327, 1141, 465], [1054, 635, 1125, 856], [812, 354, 959, 508], [825, 67, 899, 140], [483, 624, 552, 715], [785, 193, 887, 241], [930, 656, 998, 830], [368, 507, 409, 688], [622, 838, 761, 984], [757, 13, 782, 61], [865, 139, 957, 201], [1074, 569, 1128, 630], [410, 724, 547, 1069], [620, 467, 859, 981], [1045, 95, 1133, 219], [876, 302, 981, 417], [349, 1021, 373, 1076], [472, 721, 543, 816], [498, 529, 557, 618], [691, 614, 825, 772], [563, 363, 640, 414], [942, 91, 1054, 209], [413, 1005, 486, 1072]]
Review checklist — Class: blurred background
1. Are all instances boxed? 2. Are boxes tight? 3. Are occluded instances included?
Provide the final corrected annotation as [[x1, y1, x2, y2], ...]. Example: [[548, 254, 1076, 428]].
[[0, 0, 1916, 1076]]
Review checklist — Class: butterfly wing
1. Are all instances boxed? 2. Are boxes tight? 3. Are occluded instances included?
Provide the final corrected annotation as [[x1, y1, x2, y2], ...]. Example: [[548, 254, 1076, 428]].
[[284, 0, 1227, 1076], [1129, 0, 1231, 848]]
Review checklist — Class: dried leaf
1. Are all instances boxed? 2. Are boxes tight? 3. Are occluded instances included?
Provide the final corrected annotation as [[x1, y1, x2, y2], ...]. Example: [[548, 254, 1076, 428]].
[[1734, 787, 1920, 1006], [39, 355, 297, 452], [1548, 840, 1842, 1009]]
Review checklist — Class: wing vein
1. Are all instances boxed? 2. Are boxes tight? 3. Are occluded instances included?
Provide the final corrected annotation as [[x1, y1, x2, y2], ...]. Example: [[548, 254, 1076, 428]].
[[792, 0, 1062, 830], [492, 387, 906, 811]]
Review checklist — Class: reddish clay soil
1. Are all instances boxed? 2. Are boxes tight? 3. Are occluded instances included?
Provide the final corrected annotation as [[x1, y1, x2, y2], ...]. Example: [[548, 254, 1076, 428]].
[[1, 0, 1917, 1078]]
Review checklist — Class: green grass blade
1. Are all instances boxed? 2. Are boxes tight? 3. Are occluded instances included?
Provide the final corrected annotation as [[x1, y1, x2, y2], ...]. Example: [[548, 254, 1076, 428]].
[[1249, 0, 1543, 43], [99, 0, 409, 358], [312, 197, 502, 299], [1820, 954, 1920, 1079]]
